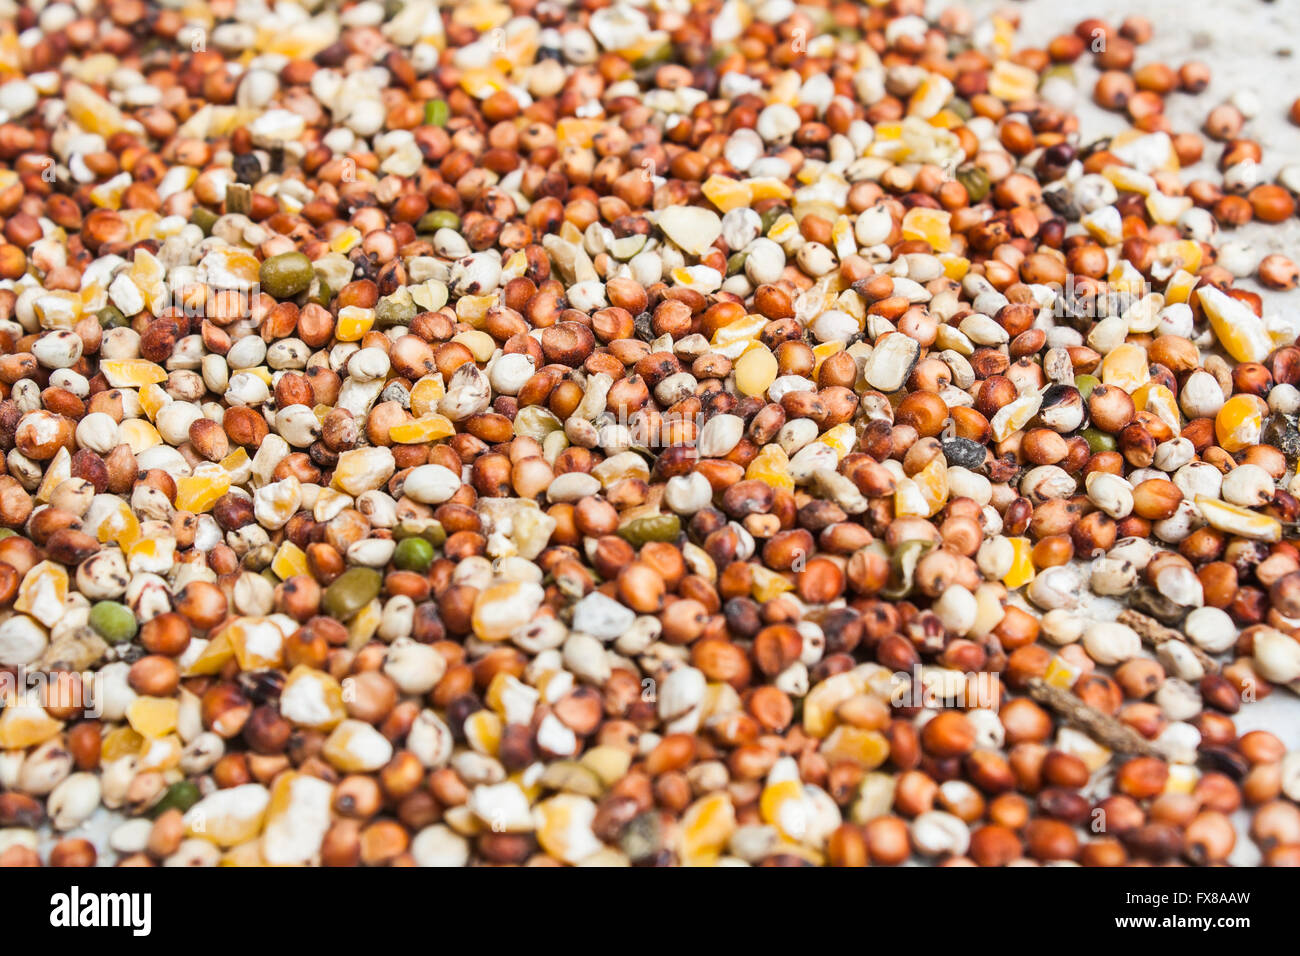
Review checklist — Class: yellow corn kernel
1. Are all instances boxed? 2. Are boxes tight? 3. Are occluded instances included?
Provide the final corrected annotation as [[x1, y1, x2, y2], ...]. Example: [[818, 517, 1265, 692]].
[[746, 176, 792, 201], [471, 581, 543, 641], [555, 117, 603, 148], [1196, 496, 1282, 543], [64, 79, 133, 135], [126, 535, 175, 574], [803, 671, 864, 738], [14, 561, 69, 627], [184, 630, 235, 676], [1044, 654, 1083, 689], [820, 726, 890, 770], [101, 359, 167, 388], [535, 794, 602, 864], [700, 174, 752, 213], [988, 59, 1039, 101], [759, 778, 807, 841], [455, 294, 497, 325], [221, 446, 251, 478], [0, 700, 63, 749], [347, 598, 383, 647], [745, 443, 794, 493], [818, 423, 857, 460], [279, 665, 347, 730], [1200, 285, 1272, 363], [335, 305, 374, 341], [734, 345, 778, 398], [907, 75, 954, 119], [1215, 394, 1265, 453], [463, 710, 503, 757], [184, 784, 271, 847], [227, 617, 286, 670], [409, 375, 447, 416], [989, 390, 1043, 442], [138, 383, 171, 421], [1163, 268, 1198, 304], [679, 792, 736, 867], [118, 418, 162, 454], [1136, 383, 1181, 433], [1099, 342, 1150, 393], [907, 455, 947, 517], [940, 254, 971, 280], [1164, 764, 1200, 795], [1003, 537, 1036, 589], [711, 312, 766, 347], [270, 541, 309, 580], [35, 447, 71, 503], [1102, 164, 1156, 197], [811, 341, 845, 378], [390, 414, 456, 444], [101, 725, 144, 761], [750, 565, 794, 603], [322, 719, 393, 772], [900, 206, 952, 253], [126, 696, 180, 739], [581, 746, 632, 787], [174, 463, 232, 514], [1081, 206, 1123, 246], [766, 213, 800, 243]]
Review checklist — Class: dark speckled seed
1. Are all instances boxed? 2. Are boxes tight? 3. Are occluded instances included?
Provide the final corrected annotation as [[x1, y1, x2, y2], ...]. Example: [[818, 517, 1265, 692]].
[[1261, 413, 1300, 466], [942, 436, 986, 469], [619, 811, 664, 862]]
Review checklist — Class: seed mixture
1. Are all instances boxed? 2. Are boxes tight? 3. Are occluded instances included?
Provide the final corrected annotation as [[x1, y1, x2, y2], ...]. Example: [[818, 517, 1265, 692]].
[[0, 0, 1298, 868]]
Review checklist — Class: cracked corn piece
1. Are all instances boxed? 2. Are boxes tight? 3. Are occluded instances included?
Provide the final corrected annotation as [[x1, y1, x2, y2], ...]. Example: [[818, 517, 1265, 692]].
[[463, 710, 503, 756], [14, 561, 69, 627], [679, 792, 736, 867], [701, 174, 753, 213], [99, 359, 168, 388], [746, 443, 794, 492], [227, 617, 286, 670], [1199, 285, 1273, 363], [750, 565, 794, 603], [988, 59, 1039, 101], [1196, 497, 1282, 542], [1003, 537, 1036, 589], [0, 700, 63, 749], [174, 463, 232, 513], [125, 696, 180, 739], [471, 581, 545, 641], [900, 207, 952, 253], [323, 720, 394, 773], [279, 666, 347, 730], [389, 414, 455, 444], [802, 671, 866, 738], [100, 726, 144, 761], [1215, 394, 1265, 453], [335, 305, 374, 341], [534, 794, 602, 864], [270, 541, 310, 580], [184, 629, 235, 677], [820, 726, 890, 770], [183, 783, 271, 847], [408, 375, 446, 416], [1099, 343, 1151, 393], [137, 734, 183, 772]]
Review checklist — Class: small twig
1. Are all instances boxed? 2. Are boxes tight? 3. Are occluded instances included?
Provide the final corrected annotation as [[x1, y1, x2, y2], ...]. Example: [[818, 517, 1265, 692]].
[[1026, 677, 1166, 759], [1117, 609, 1219, 674]]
